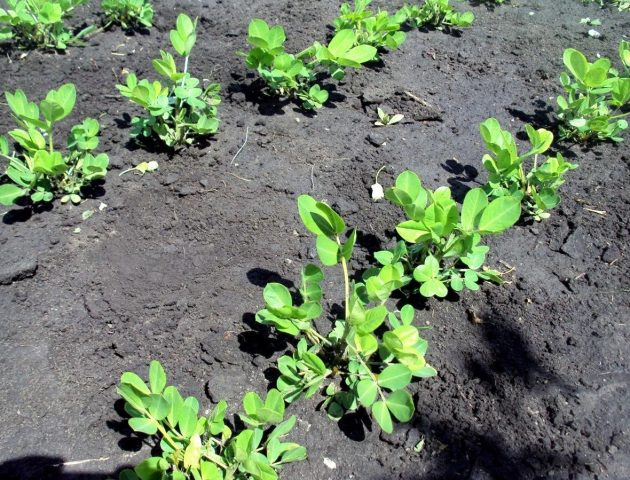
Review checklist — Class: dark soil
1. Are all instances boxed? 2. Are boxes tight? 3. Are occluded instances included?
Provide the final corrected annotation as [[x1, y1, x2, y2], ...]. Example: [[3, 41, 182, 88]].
[[1, 1, 629, 479]]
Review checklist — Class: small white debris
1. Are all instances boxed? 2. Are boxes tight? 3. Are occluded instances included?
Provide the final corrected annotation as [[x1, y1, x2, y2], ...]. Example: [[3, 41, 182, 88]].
[[323, 457, 337, 470], [528, 11, 535, 16], [98, 202, 108, 211], [371, 182, 384, 201], [588, 29, 602, 38]]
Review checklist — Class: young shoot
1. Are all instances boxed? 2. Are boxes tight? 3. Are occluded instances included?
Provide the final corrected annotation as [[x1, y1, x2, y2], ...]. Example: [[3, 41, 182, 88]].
[[556, 41, 630, 143], [117, 13, 221, 147], [374, 107, 404, 126], [376, 170, 521, 298], [480, 118, 578, 221], [0, 83, 109, 207], [242, 19, 377, 110], [333, 0, 407, 54], [101, 0, 154, 31]]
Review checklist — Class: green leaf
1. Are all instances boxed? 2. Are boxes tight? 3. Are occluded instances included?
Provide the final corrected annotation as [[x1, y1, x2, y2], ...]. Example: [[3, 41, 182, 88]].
[[134, 457, 169, 480], [44, 83, 76, 121], [268, 415, 297, 442], [460, 188, 488, 232], [399, 305, 414, 325], [372, 400, 393, 433], [121, 372, 151, 395], [263, 283, 293, 309], [262, 389, 285, 424], [356, 379, 378, 407], [377, 364, 412, 391], [316, 234, 339, 266], [149, 361, 166, 394], [563, 48, 588, 82], [242, 391, 264, 417], [357, 305, 387, 334], [328, 29, 355, 57], [419, 278, 448, 298], [147, 394, 170, 421], [0, 184, 27, 206], [355, 332, 378, 355], [129, 417, 158, 435], [396, 220, 430, 243], [385, 390, 414, 422], [344, 44, 377, 64], [178, 405, 198, 438], [297, 195, 345, 236], [341, 228, 357, 261], [477, 196, 521, 233]]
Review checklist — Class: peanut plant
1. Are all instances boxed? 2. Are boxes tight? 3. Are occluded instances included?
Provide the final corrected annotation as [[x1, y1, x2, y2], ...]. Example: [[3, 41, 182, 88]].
[[115, 361, 306, 480], [375, 171, 521, 298], [255, 195, 436, 433], [117, 14, 221, 147], [333, 0, 407, 54], [243, 19, 377, 109], [0, 0, 95, 50], [556, 41, 630, 143], [101, 0, 154, 30], [400, 0, 475, 29], [0, 83, 109, 206], [480, 118, 578, 221]]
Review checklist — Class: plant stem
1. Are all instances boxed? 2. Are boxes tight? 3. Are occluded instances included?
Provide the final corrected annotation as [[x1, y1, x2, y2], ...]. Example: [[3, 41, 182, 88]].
[[153, 418, 179, 451], [609, 111, 630, 120], [336, 235, 350, 321], [346, 343, 387, 403]]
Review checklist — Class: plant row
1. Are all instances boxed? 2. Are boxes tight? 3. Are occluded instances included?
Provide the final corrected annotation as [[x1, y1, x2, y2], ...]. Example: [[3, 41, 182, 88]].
[[0, 6, 628, 207]]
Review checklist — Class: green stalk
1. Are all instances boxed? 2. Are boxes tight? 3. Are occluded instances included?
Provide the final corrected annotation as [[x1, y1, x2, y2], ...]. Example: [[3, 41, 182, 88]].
[[336, 235, 350, 321], [346, 343, 387, 403]]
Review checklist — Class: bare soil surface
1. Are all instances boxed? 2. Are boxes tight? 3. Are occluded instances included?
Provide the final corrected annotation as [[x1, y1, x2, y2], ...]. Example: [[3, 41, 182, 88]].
[[0, 1, 629, 479]]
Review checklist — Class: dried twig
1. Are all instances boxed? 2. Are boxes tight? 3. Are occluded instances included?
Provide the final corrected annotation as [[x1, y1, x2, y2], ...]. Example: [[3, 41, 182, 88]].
[[231, 126, 249, 165]]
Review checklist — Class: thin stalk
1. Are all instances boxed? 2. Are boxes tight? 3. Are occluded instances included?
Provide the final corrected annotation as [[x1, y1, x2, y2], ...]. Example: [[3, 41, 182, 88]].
[[608, 111, 630, 120], [336, 235, 350, 320], [153, 419, 179, 451], [346, 343, 387, 403]]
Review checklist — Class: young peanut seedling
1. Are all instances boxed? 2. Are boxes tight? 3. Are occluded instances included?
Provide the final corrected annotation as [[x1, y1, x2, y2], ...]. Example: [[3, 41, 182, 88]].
[[243, 19, 377, 109], [375, 170, 521, 298], [399, 0, 475, 29], [255, 195, 436, 433], [115, 361, 307, 480], [333, 0, 407, 54], [480, 118, 578, 221], [0, 0, 95, 50], [556, 41, 630, 143], [101, 0, 154, 30], [117, 14, 221, 147], [374, 107, 404, 126], [0, 83, 109, 206]]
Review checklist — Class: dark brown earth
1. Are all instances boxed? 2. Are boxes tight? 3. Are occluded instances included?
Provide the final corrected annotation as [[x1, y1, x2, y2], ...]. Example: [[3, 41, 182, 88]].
[[0, 0, 629, 479]]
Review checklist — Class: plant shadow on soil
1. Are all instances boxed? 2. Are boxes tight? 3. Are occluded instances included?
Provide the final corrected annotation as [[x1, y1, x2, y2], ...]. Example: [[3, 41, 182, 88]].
[[441, 157, 480, 202], [403, 317, 577, 480], [0, 456, 129, 480]]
